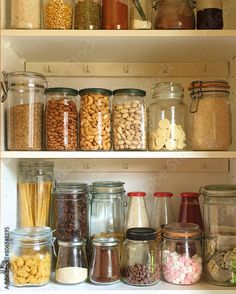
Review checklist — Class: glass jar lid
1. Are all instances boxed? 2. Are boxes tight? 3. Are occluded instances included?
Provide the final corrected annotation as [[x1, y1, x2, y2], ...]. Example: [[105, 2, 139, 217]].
[[79, 88, 112, 96], [180, 192, 200, 198], [19, 161, 54, 178], [58, 239, 86, 247], [126, 228, 157, 241], [127, 192, 146, 197], [152, 82, 184, 100], [163, 223, 201, 239], [113, 88, 146, 97], [54, 182, 88, 195], [46, 87, 79, 96], [189, 80, 230, 96], [202, 184, 236, 197], [91, 181, 125, 194], [93, 238, 119, 247], [154, 192, 173, 197], [12, 226, 52, 245]]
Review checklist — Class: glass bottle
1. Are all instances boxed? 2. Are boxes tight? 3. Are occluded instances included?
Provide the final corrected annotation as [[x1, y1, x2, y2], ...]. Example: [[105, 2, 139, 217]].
[[196, 0, 223, 29], [102, 0, 129, 29], [131, 0, 152, 29], [149, 82, 187, 151]]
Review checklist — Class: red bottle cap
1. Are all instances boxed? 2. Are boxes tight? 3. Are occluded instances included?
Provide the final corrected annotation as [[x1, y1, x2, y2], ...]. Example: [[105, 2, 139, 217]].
[[154, 192, 173, 197], [180, 192, 200, 198], [127, 192, 146, 197]]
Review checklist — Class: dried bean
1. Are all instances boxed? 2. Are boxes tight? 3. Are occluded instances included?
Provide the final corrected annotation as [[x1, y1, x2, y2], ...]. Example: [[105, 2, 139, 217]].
[[124, 263, 160, 285]]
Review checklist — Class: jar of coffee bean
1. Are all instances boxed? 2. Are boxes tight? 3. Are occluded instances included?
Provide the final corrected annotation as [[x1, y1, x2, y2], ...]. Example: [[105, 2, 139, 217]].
[[45, 88, 79, 151]]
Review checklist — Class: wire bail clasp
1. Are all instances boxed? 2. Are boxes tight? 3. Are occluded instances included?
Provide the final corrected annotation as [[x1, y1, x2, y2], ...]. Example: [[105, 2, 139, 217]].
[[189, 80, 203, 113], [1, 71, 9, 102]]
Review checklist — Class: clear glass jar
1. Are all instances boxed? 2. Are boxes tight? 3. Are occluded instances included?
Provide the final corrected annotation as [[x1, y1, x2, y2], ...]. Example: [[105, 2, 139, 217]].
[[11, 0, 41, 29], [113, 89, 147, 151], [43, 0, 74, 29], [189, 80, 232, 151], [126, 192, 150, 230], [18, 161, 54, 227], [74, 0, 102, 29], [154, 0, 195, 29], [45, 88, 79, 151], [55, 239, 88, 284], [149, 82, 187, 151], [90, 181, 126, 243], [10, 227, 53, 287], [122, 228, 161, 286], [131, 0, 152, 29], [162, 223, 203, 285], [52, 182, 89, 241], [79, 88, 112, 151], [202, 185, 236, 286], [90, 238, 121, 284], [196, 0, 223, 29], [102, 0, 129, 29], [1, 71, 47, 151]]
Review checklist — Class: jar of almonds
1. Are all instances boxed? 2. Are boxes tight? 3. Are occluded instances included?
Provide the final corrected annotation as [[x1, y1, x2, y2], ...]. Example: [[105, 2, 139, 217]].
[[79, 88, 112, 151], [113, 88, 147, 151]]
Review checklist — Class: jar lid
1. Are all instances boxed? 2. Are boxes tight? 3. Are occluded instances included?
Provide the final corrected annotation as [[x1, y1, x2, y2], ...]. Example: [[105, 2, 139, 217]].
[[163, 223, 201, 239], [180, 192, 200, 198], [46, 87, 79, 96], [127, 192, 146, 197], [152, 82, 184, 100], [203, 184, 236, 197], [58, 239, 86, 247], [91, 181, 125, 194], [19, 161, 54, 175], [93, 238, 119, 246], [126, 228, 157, 241], [79, 88, 112, 96], [154, 192, 173, 197], [189, 80, 230, 95], [7, 71, 46, 80], [12, 226, 52, 244], [113, 88, 146, 97], [54, 182, 88, 195]]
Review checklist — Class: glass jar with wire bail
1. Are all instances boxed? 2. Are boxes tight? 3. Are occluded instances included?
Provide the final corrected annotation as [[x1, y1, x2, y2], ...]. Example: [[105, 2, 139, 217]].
[[149, 82, 187, 151], [189, 80, 232, 151]]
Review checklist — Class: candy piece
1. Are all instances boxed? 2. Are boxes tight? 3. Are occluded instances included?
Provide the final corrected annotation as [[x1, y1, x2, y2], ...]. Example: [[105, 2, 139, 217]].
[[159, 119, 170, 130]]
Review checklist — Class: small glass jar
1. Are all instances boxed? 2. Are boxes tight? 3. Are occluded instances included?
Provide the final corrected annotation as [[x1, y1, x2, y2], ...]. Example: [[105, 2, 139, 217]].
[[113, 89, 147, 151], [131, 0, 152, 29], [90, 238, 121, 284], [79, 88, 112, 151], [43, 0, 74, 29], [189, 80, 232, 151], [162, 223, 203, 285], [122, 228, 161, 286], [55, 239, 88, 284], [102, 0, 129, 29], [126, 192, 150, 230], [10, 227, 53, 287], [149, 82, 187, 151], [197, 0, 223, 29], [74, 0, 102, 29], [45, 88, 79, 151], [202, 185, 236, 286]]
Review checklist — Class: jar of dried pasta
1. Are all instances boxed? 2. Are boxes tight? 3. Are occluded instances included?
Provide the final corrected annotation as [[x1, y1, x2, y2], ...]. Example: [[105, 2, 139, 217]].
[[189, 80, 232, 151]]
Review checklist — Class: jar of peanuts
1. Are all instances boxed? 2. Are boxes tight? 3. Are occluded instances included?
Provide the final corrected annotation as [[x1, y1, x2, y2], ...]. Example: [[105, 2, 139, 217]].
[[113, 89, 147, 151], [79, 88, 112, 151], [45, 87, 79, 151]]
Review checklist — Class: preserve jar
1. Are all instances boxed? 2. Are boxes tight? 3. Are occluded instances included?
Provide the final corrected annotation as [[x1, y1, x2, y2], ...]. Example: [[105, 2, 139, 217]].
[[202, 185, 236, 286], [196, 0, 223, 29], [154, 0, 195, 29], [122, 228, 161, 286], [90, 238, 121, 284], [74, 0, 102, 29], [18, 161, 54, 227], [79, 88, 112, 151], [9, 227, 54, 287], [1, 71, 47, 151], [149, 82, 187, 151], [102, 0, 129, 29], [113, 89, 147, 151], [189, 80, 232, 151], [162, 223, 203, 285], [56, 239, 88, 284], [131, 0, 152, 29], [45, 87, 79, 151]]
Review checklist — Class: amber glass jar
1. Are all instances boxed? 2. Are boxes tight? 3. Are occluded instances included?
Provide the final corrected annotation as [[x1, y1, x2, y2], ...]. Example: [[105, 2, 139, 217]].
[[102, 0, 129, 29]]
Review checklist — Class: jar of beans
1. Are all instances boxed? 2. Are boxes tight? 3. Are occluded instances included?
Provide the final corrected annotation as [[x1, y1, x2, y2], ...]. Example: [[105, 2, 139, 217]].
[[102, 0, 129, 29], [45, 87, 79, 151]]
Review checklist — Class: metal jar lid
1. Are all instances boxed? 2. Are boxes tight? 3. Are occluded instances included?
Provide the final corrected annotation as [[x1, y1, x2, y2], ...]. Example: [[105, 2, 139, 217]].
[[163, 223, 201, 239], [92, 238, 120, 247]]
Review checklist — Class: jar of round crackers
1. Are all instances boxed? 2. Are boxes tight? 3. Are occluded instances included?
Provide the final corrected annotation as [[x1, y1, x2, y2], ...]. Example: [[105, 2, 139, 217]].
[[149, 82, 187, 151], [113, 88, 147, 151], [79, 88, 112, 151]]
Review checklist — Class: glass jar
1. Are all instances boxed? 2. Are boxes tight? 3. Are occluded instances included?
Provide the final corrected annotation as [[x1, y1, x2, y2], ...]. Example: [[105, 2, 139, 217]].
[[196, 0, 223, 29], [43, 0, 74, 29], [178, 192, 204, 230], [122, 228, 161, 286], [154, 0, 195, 29], [74, 0, 102, 29], [1, 71, 47, 151], [126, 192, 150, 230], [149, 82, 187, 151], [113, 89, 147, 151], [102, 0, 129, 29], [10, 227, 53, 287], [90, 181, 126, 243], [162, 223, 203, 285], [202, 185, 236, 286], [79, 88, 112, 151], [45, 87, 79, 151], [90, 238, 121, 284], [55, 239, 88, 284], [52, 182, 89, 241], [189, 80, 232, 151], [11, 0, 41, 29], [131, 0, 152, 29], [18, 161, 54, 227]]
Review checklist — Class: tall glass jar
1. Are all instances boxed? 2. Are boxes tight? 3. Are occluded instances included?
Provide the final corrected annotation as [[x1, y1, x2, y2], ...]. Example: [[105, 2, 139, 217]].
[[79, 88, 112, 151], [122, 228, 161, 286], [202, 185, 236, 286], [113, 89, 147, 151], [189, 80, 232, 151], [1, 71, 47, 151], [162, 223, 203, 285], [196, 0, 223, 29], [102, 0, 129, 29], [149, 82, 187, 151], [9, 227, 53, 287], [45, 88, 79, 151], [131, 0, 152, 29]]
